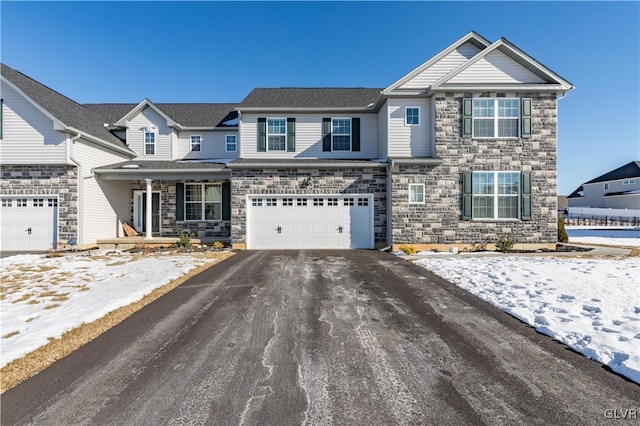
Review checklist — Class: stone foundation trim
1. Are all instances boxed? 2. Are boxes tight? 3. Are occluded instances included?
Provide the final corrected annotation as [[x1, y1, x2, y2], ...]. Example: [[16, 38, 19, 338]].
[[392, 243, 556, 252]]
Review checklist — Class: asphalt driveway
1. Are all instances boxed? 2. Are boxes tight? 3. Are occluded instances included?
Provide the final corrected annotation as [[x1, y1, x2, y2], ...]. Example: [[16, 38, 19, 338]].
[[2, 250, 638, 425]]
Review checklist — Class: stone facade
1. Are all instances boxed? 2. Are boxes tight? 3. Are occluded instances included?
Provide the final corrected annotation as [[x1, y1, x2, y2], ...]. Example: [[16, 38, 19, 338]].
[[131, 180, 230, 240], [391, 92, 558, 248], [0, 165, 78, 244], [230, 167, 388, 246]]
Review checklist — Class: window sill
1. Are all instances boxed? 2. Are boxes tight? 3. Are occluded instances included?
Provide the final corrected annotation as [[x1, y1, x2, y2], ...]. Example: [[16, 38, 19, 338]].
[[177, 220, 224, 223], [472, 218, 521, 222]]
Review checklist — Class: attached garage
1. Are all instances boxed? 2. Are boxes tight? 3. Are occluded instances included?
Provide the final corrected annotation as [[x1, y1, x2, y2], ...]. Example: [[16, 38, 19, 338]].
[[247, 194, 374, 249], [1, 196, 58, 251]]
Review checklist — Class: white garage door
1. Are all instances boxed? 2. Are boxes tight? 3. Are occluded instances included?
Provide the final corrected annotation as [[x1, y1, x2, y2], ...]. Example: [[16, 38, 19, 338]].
[[1, 196, 58, 251], [247, 194, 374, 249]]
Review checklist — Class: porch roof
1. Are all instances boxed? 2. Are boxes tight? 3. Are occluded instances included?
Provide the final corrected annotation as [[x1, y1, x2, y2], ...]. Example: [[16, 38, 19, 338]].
[[93, 160, 231, 180]]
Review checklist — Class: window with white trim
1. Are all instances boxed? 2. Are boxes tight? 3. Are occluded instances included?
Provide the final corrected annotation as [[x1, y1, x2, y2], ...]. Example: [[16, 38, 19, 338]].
[[409, 184, 424, 204], [405, 107, 420, 126], [472, 172, 520, 219], [226, 135, 237, 152], [604, 183, 609, 190], [185, 183, 221, 221], [473, 99, 519, 138], [332, 118, 351, 151], [267, 118, 286, 151], [190, 135, 202, 152], [144, 131, 156, 155]]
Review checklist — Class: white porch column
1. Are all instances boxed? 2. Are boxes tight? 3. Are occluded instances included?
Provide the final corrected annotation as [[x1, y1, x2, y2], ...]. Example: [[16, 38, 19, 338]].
[[145, 178, 153, 240]]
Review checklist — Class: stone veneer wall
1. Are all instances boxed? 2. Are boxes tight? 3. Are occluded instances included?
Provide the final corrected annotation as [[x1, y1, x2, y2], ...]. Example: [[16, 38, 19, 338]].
[[231, 168, 387, 245], [391, 92, 558, 246], [131, 180, 230, 240], [0, 165, 78, 244]]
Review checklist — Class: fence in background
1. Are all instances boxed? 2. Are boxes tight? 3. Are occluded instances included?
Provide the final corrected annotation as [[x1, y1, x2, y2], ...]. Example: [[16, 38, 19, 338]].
[[565, 207, 640, 227]]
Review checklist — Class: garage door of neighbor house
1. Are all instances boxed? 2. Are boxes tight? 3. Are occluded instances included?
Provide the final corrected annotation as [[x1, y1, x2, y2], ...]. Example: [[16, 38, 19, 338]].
[[247, 194, 374, 249], [0, 196, 58, 251]]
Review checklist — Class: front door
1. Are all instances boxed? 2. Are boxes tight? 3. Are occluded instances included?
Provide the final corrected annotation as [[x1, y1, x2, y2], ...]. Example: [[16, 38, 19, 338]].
[[134, 191, 161, 234]]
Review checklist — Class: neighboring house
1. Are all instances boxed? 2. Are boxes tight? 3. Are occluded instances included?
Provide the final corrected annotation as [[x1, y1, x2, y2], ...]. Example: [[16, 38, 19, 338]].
[[567, 161, 640, 210], [0, 32, 573, 251]]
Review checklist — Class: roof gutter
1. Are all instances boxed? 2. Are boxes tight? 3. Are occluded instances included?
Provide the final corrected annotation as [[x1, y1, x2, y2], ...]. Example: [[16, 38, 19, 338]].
[[66, 127, 136, 157], [228, 161, 387, 169]]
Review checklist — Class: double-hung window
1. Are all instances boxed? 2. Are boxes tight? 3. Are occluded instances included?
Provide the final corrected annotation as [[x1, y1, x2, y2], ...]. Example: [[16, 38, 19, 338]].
[[190, 135, 202, 152], [185, 183, 222, 221], [267, 118, 286, 151], [405, 107, 420, 126], [332, 118, 351, 151], [472, 98, 520, 138], [472, 172, 520, 219], [144, 132, 155, 155], [226, 135, 237, 152]]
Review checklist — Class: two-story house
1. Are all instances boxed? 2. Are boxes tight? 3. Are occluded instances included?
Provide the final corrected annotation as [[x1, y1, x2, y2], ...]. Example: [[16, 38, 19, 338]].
[[567, 161, 640, 210], [1, 32, 573, 251]]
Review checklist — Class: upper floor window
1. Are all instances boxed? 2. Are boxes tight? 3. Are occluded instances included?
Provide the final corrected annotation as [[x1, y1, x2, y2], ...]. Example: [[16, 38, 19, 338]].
[[190, 135, 202, 152], [332, 118, 351, 151], [623, 179, 636, 185], [1, 98, 4, 140], [405, 107, 420, 126], [604, 183, 609, 190], [472, 171, 520, 219], [267, 118, 286, 151], [144, 131, 155, 155], [472, 98, 520, 138], [226, 135, 237, 152]]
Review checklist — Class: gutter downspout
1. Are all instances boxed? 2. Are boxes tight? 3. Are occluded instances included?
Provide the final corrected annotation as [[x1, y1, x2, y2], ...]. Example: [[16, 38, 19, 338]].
[[69, 133, 83, 248]]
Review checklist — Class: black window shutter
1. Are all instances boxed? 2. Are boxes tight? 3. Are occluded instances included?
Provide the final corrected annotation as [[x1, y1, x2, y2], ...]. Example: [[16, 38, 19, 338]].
[[257, 117, 266, 152], [222, 181, 231, 221], [521, 172, 532, 220], [462, 172, 473, 220], [287, 118, 296, 152], [351, 118, 360, 152], [176, 183, 184, 221], [521, 98, 532, 138], [462, 98, 472, 138], [322, 117, 331, 152]]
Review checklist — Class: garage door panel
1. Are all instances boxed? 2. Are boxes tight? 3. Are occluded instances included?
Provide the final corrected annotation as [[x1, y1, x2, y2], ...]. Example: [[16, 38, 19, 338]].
[[247, 195, 373, 250], [1, 196, 58, 251]]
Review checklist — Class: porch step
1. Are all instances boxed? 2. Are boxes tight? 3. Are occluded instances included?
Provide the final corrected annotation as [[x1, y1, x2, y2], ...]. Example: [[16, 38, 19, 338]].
[[96, 237, 201, 250]]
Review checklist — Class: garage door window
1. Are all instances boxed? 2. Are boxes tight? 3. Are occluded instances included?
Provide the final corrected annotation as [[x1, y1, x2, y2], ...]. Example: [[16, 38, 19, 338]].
[[33, 198, 44, 207], [358, 198, 369, 206], [48, 198, 58, 207], [313, 198, 324, 206], [17, 199, 27, 207], [297, 198, 307, 206], [2, 198, 11, 207], [266, 198, 277, 207]]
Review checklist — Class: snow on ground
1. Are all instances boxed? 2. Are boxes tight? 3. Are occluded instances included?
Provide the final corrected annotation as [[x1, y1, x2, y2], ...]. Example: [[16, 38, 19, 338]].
[[0, 250, 223, 368], [415, 255, 640, 383], [566, 226, 640, 247]]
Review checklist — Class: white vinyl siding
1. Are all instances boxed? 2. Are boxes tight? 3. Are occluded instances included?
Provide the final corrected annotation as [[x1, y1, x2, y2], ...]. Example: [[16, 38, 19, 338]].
[[388, 98, 431, 157], [176, 131, 239, 159], [399, 42, 481, 90], [0, 81, 68, 164], [240, 114, 377, 159], [377, 100, 388, 159], [72, 138, 132, 246], [126, 108, 173, 160], [449, 50, 546, 84]]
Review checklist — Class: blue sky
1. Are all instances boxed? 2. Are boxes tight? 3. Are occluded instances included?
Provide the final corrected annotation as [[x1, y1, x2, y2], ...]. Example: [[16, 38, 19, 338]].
[[2, 1, 638, 194]]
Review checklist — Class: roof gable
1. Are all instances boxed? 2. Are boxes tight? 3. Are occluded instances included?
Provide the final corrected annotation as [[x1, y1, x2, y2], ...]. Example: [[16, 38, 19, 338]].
[[384, 31, 491, 94], [432, 38, 573, 91], [0, 63, 133, 155], [114, 99, 177, 128]]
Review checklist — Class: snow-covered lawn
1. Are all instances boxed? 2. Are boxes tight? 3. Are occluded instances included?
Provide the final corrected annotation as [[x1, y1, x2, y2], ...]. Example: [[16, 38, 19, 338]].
[[566, 226, 640, 248], [415, 255, 640, 384], [1, 250, 228, 369]]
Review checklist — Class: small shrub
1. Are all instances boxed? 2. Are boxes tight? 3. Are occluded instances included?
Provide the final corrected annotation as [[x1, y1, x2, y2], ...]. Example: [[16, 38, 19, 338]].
[[495, 232, 516, 253], [213, 241, 225, 251], [175, 229, 193, 248], [399, 245, 417, 255], [557, 217, 569, 243]]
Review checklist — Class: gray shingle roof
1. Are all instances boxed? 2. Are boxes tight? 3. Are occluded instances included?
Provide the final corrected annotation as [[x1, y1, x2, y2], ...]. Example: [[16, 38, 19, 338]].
[[239, 88, 383, 109], [84, 103, 239, 128], [584, 161, 640, 185], [1, 63, 131, 152]]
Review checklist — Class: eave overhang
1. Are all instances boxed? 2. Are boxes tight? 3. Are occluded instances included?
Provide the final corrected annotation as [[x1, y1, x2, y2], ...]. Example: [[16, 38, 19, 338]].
[[228, 160, 387, 169]]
